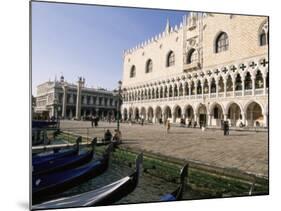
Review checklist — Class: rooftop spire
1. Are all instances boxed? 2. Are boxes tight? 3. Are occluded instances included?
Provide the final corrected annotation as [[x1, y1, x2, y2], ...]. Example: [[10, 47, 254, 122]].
[[165, 18, 171, 33]]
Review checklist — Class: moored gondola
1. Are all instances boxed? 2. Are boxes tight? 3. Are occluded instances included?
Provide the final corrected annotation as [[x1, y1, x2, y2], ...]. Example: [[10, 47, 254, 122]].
[[33, 139, 96, 175], [32, 136, 81, 165], [32, 153, 143, 209], [32, 143, 113, 204], [160, 164, 189, 201]]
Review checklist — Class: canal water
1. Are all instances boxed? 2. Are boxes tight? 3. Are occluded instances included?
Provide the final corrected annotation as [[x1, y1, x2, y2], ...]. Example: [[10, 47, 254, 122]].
[[53, 151, 204, 206]]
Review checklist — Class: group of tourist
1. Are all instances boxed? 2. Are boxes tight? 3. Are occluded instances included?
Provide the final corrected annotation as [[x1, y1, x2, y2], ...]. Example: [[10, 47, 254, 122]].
[[91, 116, 100, 127], [165, 119, 231, 136], [103, 129, 122, 144]]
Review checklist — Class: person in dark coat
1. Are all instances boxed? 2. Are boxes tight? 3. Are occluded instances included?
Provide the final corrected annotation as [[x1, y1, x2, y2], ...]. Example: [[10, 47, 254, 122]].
[[223, 121, 227, 136], [104, 129, 112, 141], [226, 121, 230, 135], [94, 117, 98, 127], [91, 116, 94, 128], [223, 121, 230, 136], [193, 121, 197, 128]]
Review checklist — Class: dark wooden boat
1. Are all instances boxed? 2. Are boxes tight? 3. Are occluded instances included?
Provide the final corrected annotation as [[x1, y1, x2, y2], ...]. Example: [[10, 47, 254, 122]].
[[33, 138, 96, 175], [32, 153, 143, 209], [32, 137, 81, 165], [32, 144, 113, 204], [160, 164, 188, 201]]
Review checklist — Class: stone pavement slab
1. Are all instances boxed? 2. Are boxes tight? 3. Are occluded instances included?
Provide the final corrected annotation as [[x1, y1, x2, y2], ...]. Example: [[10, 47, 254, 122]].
[[60, 120, 268, 177]]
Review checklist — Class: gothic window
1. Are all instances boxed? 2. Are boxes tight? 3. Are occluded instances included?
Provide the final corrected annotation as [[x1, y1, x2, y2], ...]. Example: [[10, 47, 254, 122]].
[[203, 80, 209, 94], [156, 88, 159, 99], [169, 86, 173, 97], [187, 48, 198, 64], [130, 65, 136, 78], [152, 89, 155, 99], [146, 59, 153, 73], [226, 75, 233, 91], [179, 84, 183, 96], [255, 70, 264, 88], [215, 32, 229, 53], [197, 81, 202, 94], [235, 74, 242, 91], [184, 83, 189, 95], [191, 81, 195, 95], [211, 78, 216, 93], [244, 72, 252, 90], [174, 85, 178, 97], [164, 86, 168, 98], [167, 51, 175, 67]]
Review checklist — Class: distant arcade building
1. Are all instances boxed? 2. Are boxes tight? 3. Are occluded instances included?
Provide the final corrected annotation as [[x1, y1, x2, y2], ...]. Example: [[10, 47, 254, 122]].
[[121, 12, 268, 128], [34, 76, 119, 120]]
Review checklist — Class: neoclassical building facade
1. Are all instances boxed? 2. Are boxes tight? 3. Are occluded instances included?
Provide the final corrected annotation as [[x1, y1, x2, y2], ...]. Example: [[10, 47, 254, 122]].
[[35, 76, 119, 120], [121, 12, 268, 128]]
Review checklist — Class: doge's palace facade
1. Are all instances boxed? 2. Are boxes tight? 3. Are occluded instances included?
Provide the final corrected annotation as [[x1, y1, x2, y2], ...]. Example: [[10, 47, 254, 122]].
[[121, 12, 268, 128]]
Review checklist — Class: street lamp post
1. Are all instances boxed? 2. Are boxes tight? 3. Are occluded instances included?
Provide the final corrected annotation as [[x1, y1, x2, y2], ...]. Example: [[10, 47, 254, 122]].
[[53, 98, 58, 121], [117, 80, 122, 132], [57, 105, 61, 129]]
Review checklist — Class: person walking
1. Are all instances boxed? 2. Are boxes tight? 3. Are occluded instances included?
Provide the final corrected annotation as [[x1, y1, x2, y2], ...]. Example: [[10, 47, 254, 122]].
[[166, 120, 171, 134], [94, 116, 98, 128], [223, 121, 229, 136], [91, 116, 94, 128], [226, 121, 230, 136]]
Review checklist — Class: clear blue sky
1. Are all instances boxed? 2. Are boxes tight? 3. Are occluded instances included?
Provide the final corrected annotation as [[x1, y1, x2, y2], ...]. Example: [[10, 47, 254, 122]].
[[32, 1, 187, 95]]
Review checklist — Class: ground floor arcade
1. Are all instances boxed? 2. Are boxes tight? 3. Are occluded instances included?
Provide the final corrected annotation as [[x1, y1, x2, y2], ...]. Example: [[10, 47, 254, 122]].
[[121, 99, 268, 128]]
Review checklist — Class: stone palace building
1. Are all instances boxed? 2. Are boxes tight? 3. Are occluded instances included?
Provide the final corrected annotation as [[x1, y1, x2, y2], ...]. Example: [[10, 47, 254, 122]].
[[34, 76, 119, 120], [121, 12, 268, 128]]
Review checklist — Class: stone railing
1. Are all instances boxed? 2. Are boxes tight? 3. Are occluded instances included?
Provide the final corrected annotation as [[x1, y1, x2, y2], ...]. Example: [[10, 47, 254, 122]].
[[244, 90, 252, 96]]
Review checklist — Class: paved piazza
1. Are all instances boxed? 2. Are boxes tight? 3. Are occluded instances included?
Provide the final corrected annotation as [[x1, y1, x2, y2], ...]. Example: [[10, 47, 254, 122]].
[[60, 120, 268, 178]]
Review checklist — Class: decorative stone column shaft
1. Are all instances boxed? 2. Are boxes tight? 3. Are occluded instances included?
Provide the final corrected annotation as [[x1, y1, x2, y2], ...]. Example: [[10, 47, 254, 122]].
[[62, 84, 68, 118]]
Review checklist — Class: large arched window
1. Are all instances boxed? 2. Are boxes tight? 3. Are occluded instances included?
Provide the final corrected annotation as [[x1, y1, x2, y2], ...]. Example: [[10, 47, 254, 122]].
[[146, 59, 153, 73], [259, 21, 268, 46], [260, 30, 267, 46], [186, 48, 198, 64], [215, 32, 229, 53], [167, 51, 175, 67], [130, 65, 136, 78]]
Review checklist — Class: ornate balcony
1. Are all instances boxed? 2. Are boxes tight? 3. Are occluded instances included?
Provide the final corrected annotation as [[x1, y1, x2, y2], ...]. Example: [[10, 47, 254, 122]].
[[183, 62, 201, 73]]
